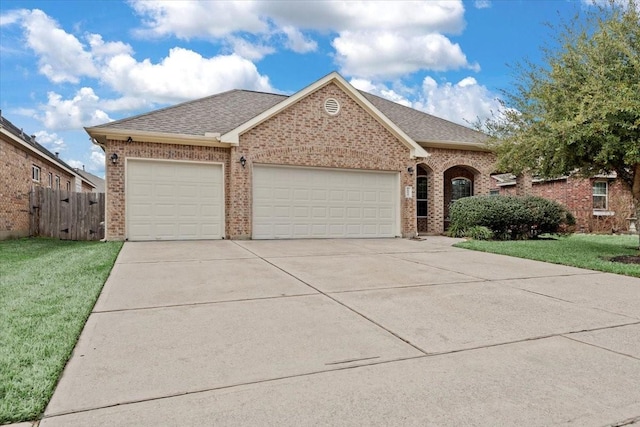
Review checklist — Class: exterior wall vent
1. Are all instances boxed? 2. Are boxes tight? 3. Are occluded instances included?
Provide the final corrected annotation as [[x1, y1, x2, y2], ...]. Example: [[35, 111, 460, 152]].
[[324, 98, 340, 116]]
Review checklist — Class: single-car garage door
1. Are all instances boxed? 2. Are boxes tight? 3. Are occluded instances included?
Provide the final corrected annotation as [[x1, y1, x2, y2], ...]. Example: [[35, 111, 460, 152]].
[[253, 165, 399, 239], [126, 159, 224, 241]]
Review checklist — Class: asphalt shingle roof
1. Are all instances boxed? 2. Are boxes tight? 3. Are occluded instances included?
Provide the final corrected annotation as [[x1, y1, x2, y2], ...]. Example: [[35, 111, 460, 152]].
[[91, 87, 488, 147], [92, 90, 287, 136]]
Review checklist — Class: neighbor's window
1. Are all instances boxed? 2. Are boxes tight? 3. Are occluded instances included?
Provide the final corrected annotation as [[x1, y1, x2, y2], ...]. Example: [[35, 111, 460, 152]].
[[47, 172, 53, 188], [490, 189, 500, 196], [32, 165, 41, 182], [451, 177, 472, 201], [417, 176, 428, 217], [55, 175, 60, 189], [66, 181, 71, 191], [593, 181, 608, 210]]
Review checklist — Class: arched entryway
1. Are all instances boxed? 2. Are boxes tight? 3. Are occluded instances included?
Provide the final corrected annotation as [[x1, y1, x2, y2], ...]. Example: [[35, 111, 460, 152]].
[[444, 165, 479, 229], [416, 164, 433, 234]]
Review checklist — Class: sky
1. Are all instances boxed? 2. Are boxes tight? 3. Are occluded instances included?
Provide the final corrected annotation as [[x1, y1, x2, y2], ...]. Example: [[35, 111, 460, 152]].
[[0, 0, 602, 178]]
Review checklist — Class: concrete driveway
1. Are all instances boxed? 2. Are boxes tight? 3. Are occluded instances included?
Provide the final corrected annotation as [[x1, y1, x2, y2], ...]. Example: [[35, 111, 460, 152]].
[[40, 237, 640, 426]]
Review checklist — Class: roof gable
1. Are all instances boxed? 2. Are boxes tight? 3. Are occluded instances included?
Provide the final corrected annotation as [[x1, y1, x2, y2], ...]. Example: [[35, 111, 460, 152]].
[[220, 72, 429, 159]]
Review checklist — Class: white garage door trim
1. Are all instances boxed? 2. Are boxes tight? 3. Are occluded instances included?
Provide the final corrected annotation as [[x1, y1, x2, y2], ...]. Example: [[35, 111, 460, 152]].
[[126, 158, 225, 241], [253, 165, 400, 239]]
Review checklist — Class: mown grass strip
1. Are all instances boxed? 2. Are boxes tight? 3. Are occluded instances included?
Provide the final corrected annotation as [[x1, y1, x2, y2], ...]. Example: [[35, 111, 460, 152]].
[[455, 234, 640, 278], [0, 238, 123, 424]]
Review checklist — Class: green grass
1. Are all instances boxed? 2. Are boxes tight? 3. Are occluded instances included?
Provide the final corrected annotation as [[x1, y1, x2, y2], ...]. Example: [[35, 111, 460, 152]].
[[455, 234, 640, 278], [0, 238, 122, 424]]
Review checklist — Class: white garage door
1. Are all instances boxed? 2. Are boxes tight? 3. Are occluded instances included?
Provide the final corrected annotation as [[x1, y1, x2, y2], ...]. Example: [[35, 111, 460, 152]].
[[126, 160, 224, 241], [253, 165, 399, 239]]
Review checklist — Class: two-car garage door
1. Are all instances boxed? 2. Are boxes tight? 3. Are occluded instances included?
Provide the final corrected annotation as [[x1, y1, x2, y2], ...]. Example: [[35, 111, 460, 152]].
[[253, 165, 399, 239], [125, 161, 399, 240], [126, 160, 224, 241]]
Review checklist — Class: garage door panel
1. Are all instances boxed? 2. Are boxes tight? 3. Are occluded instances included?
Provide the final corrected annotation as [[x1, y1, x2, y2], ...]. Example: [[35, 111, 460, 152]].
[[253, 166, 398, 239], [126, 160, 223, 241]]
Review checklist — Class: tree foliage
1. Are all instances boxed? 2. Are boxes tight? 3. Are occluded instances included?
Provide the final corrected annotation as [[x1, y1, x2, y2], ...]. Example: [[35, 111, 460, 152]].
[[483, 0, 640, 214]]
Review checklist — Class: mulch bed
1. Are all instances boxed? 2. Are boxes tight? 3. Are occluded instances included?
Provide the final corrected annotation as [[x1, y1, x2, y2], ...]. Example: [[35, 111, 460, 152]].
[[610, 255, 640, 265]]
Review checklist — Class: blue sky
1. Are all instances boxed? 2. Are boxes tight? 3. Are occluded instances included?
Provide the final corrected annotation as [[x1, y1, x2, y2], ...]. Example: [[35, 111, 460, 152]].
[[0, 0, 597, 178]]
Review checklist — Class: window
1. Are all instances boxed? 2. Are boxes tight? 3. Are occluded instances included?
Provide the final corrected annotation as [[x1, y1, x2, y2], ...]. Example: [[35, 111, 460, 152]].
[[47, 172, 53, 188], [417, 176, 428, 217], [55, 175, 60, 189], [451, 177, 472, 201], [32, 165, 41, 182], [593, 181, 608, 210], [66, 181, 71, 191], [490, 189, 500, 196]]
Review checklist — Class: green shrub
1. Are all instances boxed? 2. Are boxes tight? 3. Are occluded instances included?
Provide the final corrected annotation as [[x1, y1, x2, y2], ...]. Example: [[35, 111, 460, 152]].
[[465, 225, 493, 240], [448, 195, 574, 240]]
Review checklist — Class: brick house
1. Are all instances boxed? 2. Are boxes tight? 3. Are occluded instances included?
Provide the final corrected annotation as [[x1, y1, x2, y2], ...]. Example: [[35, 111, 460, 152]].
[[1, 113, 96, 239], [492, 173, 635, 233], [86, 72, 496, 241]]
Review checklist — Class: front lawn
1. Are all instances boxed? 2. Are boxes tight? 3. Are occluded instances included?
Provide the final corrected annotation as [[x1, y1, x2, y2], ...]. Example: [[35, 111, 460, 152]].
[[455, 234, 640, 278], [0, 238, 122, 424]]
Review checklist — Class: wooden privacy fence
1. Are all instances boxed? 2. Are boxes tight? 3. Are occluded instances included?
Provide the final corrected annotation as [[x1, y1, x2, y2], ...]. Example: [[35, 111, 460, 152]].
[[30, 187, 105, 241]]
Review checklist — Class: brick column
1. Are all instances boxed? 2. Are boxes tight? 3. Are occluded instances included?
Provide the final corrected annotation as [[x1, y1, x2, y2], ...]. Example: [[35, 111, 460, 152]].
[[515, 172, 533, 196], [430, 171, 445, 233]]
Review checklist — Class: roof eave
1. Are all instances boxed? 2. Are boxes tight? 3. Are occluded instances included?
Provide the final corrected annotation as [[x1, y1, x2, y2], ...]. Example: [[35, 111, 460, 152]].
[[418, 140, 491, 152], [85, 127, 236, 148]]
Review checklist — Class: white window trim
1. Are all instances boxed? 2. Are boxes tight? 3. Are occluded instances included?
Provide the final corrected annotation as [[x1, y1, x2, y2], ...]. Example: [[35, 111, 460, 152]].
[[47, 172, 53, 188], [32, 165, 41, 182], [592, 180, 608, 211], [55, 175, 60, 189]]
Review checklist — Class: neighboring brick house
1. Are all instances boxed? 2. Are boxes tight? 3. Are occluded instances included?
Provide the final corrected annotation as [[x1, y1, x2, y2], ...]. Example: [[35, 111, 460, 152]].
[[86, 72, 496, 241], [74, 167, 105, 193], [492, 173, 635, 233], [0, 113, 96, 239]]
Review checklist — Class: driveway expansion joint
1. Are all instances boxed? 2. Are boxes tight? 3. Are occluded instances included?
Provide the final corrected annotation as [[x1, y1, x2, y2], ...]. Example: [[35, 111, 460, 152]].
[[231, 241, 431, 355]]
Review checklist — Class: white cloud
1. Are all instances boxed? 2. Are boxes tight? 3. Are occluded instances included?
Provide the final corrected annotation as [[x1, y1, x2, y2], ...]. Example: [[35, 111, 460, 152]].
[[350, 78, 412, 107], [414, 76, 502, 125], [67, 145, 105, 177], [41, 88, 112, 130], [101, 49, 273, 103], [227, 36, 275, 61], [19, 9, 98, 83], [33, 130, 66, 152], [4, 9, 274, 123], [128, 0, 473, 76], [89, 145, 105, 175], [334, 31, 477, 79], [130, 0, 267, 39], [474, 1, 491, 9], [0, 9, 23, 25], [281, 26, 317, 54], [352, 76, 502, 127]]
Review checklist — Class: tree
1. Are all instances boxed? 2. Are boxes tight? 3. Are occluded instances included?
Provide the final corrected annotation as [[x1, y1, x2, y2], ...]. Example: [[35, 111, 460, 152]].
[[483, 0, 640, 246]]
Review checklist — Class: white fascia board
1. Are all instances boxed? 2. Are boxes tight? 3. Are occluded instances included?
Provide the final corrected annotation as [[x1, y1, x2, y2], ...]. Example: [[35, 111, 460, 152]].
[[85, 127, 235, 148], [220, 71, 429, 159]]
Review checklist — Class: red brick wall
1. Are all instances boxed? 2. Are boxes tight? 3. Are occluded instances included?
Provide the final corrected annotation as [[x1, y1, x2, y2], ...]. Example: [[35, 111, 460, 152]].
[[494, 177, 634, 232], [419, 147, 496, 233], [236, 82, 416, 238], [0, 136, 76, 239], [102, 83, 501, 240], [103, 140, 230, 240]]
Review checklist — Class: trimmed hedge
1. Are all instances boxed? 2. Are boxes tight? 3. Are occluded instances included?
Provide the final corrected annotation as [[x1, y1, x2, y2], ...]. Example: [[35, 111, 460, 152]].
[[448, 195, 575, 240]]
